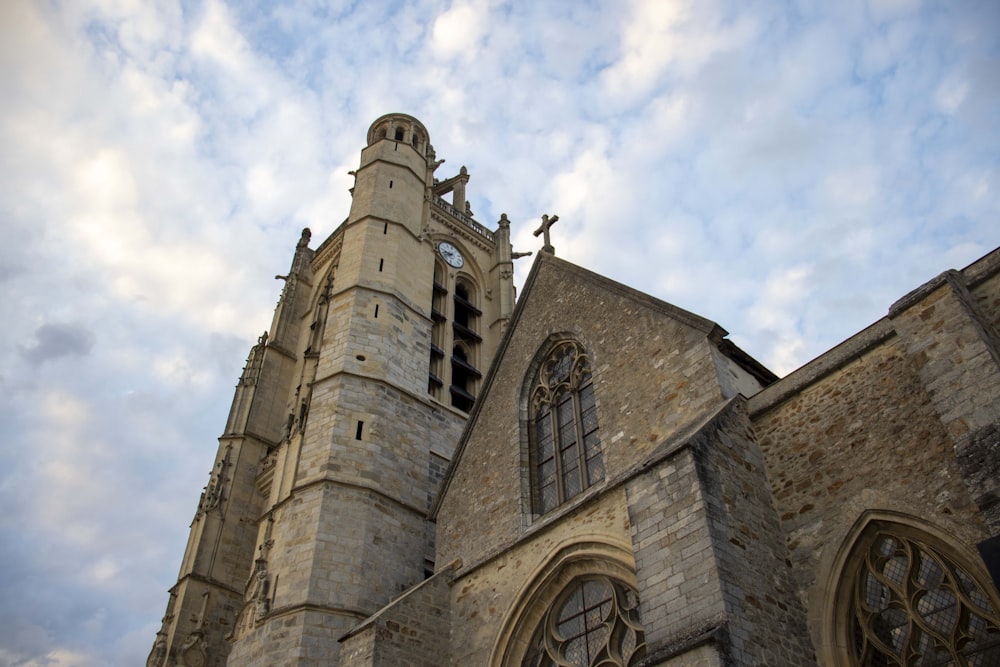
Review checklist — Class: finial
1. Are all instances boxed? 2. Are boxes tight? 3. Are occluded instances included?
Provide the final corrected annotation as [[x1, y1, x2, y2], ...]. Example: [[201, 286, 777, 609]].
[[298, 228, 312, 248]]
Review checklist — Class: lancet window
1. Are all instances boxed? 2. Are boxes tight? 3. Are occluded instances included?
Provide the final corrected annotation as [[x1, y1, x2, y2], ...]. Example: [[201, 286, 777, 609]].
[[522, 576, 645, 667], [530, 340, 603, 514], [843, 524, 1000, 666]]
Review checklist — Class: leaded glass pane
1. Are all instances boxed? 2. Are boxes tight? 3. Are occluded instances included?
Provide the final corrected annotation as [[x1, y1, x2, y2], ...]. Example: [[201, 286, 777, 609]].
[[539, 459, 556, 486], [539, 482, 558, 514], [536, 409, 553, 457], [562, 458, 582, 498], [584, 432, 604, 485], [549, 345, 574, 384], [557, 395, 576, 444], [523, 577, 646, 667], [579, 385, 598, 433], [557, 614, 584, 643], [848, 529, 1000, 666], [530, 341, 604, 514]]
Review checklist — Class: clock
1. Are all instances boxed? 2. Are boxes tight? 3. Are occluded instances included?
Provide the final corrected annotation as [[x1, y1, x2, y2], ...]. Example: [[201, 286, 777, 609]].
[[438, 241, 464, 268]]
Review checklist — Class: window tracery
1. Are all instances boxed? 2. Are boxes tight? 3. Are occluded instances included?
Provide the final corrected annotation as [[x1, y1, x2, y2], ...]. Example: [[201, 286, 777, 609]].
[[522, 576, 645, 667], [530, 340, 603, 514], [844, 525, 1000, 666]]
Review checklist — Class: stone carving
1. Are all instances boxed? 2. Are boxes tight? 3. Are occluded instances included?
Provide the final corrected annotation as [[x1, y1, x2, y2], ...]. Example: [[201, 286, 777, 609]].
[[196, 446, 231, 518], [232, 535, 275, 639], [237, 332, 266, 387], [251, 565, 271, 623], [146, 635, 167, 667], [180, 631, 207, 667]]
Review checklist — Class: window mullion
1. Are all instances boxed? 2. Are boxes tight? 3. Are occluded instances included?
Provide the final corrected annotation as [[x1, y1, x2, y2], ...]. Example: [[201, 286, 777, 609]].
[[551, 407, 564, 505], [572, 390, 586, 493]]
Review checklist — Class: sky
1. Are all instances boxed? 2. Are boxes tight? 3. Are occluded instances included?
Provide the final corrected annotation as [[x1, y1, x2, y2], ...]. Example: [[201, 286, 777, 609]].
[[0, 0, 997, 664]]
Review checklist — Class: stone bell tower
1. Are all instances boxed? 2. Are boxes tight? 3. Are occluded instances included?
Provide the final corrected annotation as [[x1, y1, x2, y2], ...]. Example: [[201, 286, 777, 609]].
[[149, 113, 517, 667]]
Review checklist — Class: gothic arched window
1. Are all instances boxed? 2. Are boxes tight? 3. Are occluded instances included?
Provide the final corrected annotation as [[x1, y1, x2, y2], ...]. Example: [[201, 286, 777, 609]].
[[530, 341, 603, 514], [842, 523, 1000, 666], [522, 576, 645, 667]]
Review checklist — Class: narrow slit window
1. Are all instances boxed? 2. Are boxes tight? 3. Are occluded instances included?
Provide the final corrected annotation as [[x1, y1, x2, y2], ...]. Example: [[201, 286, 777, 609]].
[[355, 421, 364, 440], [379, 258, 384, 272], [374, 304, 379, 318]]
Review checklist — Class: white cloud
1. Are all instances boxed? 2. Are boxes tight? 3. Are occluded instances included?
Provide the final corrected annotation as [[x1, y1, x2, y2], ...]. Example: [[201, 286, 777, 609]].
[[13, 649, 104, 667], [601, 0, 757, 103], [822, 165, 882, 212], [867, 0, 921, 23], [747, 265, 814, 374], [431, 2, 487, 57], [603, 0, 687, 95], [935, 75, 970, 114], [0, 2, 998, 665], [153, 349, 215, 388], [190, 0, 253, 71]]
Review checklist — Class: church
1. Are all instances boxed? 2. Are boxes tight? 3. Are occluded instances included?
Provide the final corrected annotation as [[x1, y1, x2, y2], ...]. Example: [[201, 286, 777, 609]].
[[149, 113, 1000, 666]]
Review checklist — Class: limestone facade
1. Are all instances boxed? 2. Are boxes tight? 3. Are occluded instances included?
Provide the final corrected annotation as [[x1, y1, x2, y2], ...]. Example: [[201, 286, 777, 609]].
[[150, 113, 517, 666], [152, 113, 1000, 666]]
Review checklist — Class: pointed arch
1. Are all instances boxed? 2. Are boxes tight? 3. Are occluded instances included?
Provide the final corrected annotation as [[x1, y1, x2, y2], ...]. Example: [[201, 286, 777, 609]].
[[305, 262, 337, 356], [490, 541, 645, 667], [522, 337, 604, 515], [823, 511, 1000, 666]]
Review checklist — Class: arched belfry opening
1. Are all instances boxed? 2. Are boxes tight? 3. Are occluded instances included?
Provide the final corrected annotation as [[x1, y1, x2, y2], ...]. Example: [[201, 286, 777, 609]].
[[450, 343, 476, 412], [366, 113, 430, 155], [425, 252, 483, 412], [450, 277, 482, 412], [428, 260, 448, 398]]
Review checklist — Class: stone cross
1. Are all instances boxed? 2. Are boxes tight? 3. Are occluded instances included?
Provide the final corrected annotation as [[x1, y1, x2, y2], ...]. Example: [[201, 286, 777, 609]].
[[533, 214, 559, 255]]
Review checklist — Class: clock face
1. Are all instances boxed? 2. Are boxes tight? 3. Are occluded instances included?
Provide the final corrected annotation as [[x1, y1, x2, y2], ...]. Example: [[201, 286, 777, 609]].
[[438, 241, 464, 268]]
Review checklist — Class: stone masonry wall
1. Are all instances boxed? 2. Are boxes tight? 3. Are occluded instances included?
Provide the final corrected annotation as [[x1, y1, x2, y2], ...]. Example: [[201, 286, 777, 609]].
[[339, 564, 454, 667], [436, 255, 730, 573], [625, 444, 727, 654], [298, 373, 462, 512], [447, 488, 634, 665], [626, 399, 814, 665], [229, 606, 350, 666], [750, 337, 990, 655], [652, 643, 723, 667], [690, 400, 815, 664], [890, 275, 1000, 533], [972, 266, 1000, 336]]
